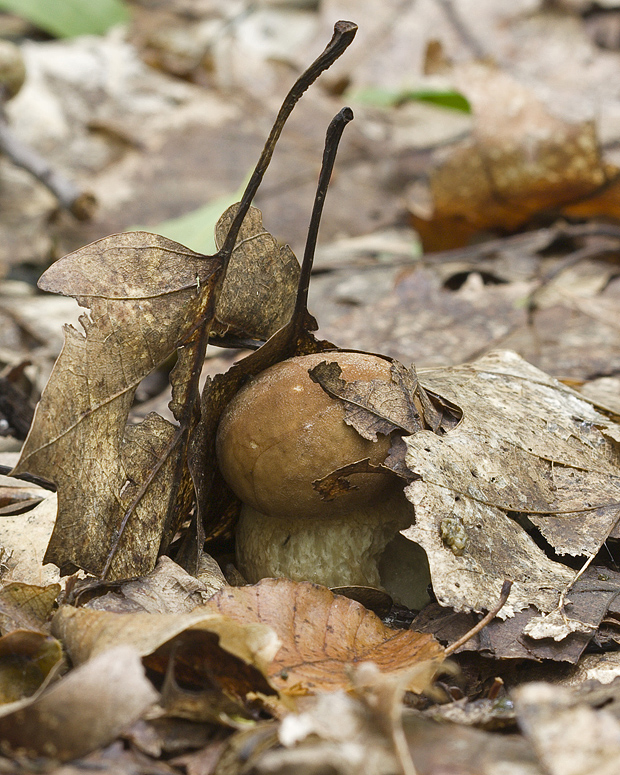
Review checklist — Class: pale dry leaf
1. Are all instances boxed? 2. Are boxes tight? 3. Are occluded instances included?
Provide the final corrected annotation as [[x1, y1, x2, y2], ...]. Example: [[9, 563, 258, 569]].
[[83, 556, 225, 614], [403, 350, 620, 622], [0, 645, 158, 761], [52, 605, 280, 678], [203, 578, 444, 695], [0, 494, 59, 585], [514, 682, 620, 775]]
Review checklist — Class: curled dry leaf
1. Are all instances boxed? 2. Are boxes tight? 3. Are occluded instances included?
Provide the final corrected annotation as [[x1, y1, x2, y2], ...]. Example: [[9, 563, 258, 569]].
[[403, 350, 620, 637], [0, 645, 158, 761], [213, 204, 300, 341], [52, 604, 280, 719], [203, 578, 444, 695]]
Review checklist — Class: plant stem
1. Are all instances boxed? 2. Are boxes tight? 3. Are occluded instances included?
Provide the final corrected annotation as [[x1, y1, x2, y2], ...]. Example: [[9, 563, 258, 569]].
[[216, 20, 357, 264]]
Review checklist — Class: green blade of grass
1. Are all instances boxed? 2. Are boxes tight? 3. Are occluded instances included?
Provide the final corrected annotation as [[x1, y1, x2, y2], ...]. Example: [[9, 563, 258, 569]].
[[0, 0, 130, 38]]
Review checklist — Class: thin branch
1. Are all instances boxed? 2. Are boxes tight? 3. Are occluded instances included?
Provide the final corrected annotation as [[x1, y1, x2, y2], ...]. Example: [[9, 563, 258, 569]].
[[0, 108, 95, 220], [216, 20, 357, 266], [444, 579, 512, 656], [293, 106, 354, 324]]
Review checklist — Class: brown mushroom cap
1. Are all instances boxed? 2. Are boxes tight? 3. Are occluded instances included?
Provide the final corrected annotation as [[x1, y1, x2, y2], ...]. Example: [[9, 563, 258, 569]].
[[216, 351, 398, 520]]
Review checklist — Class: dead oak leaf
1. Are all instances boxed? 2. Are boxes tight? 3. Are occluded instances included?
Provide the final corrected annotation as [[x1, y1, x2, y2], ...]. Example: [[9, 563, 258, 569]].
[[12, 232, 221, 579], [203, 578, 444, 696]]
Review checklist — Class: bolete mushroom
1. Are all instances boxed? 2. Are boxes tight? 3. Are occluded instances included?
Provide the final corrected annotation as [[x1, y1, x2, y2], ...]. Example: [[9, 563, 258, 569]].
[[216, 351, 430, 607]]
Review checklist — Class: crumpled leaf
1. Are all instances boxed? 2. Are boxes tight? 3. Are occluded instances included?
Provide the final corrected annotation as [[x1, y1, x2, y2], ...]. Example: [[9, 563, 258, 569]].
[[69, 555, 226, 613], [309, 359, 435, 440], [0, 581, 60, 634], [213, 204, 300, 341], [402, 350, 620, 628], [203, 578, 444, 696], [0, 645, 157, 761], [12, 232, 222, 579]]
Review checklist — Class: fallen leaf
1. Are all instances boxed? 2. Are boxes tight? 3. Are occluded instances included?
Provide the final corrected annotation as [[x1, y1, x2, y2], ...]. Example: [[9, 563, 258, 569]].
[[203, 578, 444, 695], [409, 61, 618, 250], [0, 645, 157, 761], [72, 555, 225, 613], [514, 682, 620, 775], [52, 604, 280, 721], [213, 204, 300, 341], [402, 350, 620, 629], [0, 494, 59, 585]]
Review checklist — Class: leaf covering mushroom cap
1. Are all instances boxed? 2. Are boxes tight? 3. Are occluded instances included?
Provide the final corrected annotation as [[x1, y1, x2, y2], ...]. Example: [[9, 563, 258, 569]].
[[216, 352, 399, 520]]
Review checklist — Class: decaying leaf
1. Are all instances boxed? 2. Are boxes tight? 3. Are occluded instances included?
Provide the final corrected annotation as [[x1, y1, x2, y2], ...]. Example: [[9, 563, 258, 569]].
[[203, 578, 444, 695], [213, 204, 300, 341], [0, 645, 158, 761], [52, 603, 281, 721], [11, 232, 221, 579], [401, 350, 620, 636], [410, 60, 620, 250], [69, 555, 225, 613]]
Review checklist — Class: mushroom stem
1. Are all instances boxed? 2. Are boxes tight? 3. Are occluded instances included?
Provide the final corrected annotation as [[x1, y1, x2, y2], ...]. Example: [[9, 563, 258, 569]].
[[236, 488, 414, 589]]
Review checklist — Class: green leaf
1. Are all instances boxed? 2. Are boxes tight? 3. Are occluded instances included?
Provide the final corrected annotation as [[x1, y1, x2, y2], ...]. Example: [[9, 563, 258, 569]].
[[0, 0, 130, 38], [349, 86, 471, 113], [129, 181, 249, 256]]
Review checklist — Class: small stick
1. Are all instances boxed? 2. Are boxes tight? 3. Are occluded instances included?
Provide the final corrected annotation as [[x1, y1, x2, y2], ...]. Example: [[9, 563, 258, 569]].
[[293, 106, 354, 324], [216, 21, 357, 266], [444, 579, 512, 656], [0, 106, 96, 220]]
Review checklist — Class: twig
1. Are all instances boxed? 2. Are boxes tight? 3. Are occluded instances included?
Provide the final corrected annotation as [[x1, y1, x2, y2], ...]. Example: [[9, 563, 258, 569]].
[[444, 579, 512, 656], [0, 107, 96, 220]]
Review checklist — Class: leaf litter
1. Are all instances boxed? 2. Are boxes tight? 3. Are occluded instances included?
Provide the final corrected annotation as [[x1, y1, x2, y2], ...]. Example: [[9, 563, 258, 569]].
[[5, 8, 620, 775]]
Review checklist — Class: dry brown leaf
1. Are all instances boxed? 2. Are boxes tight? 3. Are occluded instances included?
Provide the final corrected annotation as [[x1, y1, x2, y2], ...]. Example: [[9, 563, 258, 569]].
[[0, 631, 62, 704], [308, 359, 425, 439], [0, 581, 59, 634], [203, 578, 444, 695], [213, 204, 300, 341], [12, 232, 222, 579], [72, 555, 225, 613], [0, 645, 157, 761], [409, 62, 618, 250], [52, 604, 280, 720], [52, 604, 279, 674]]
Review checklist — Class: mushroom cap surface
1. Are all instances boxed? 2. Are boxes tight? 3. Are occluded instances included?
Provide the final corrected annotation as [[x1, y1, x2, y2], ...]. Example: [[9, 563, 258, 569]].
[[216, 351, 397, 520]]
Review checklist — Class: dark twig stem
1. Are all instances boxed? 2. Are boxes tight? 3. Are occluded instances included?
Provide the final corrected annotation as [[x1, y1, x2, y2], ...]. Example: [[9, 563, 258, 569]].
[[0, 106, 95, 220], [293, 106, 354, 323], [444, 579, 512, 657], [216, 20, 357, 265]]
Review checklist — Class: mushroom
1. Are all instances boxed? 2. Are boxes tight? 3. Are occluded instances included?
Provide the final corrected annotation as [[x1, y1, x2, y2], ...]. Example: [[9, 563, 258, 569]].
[[216, 351, 430, 607]]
